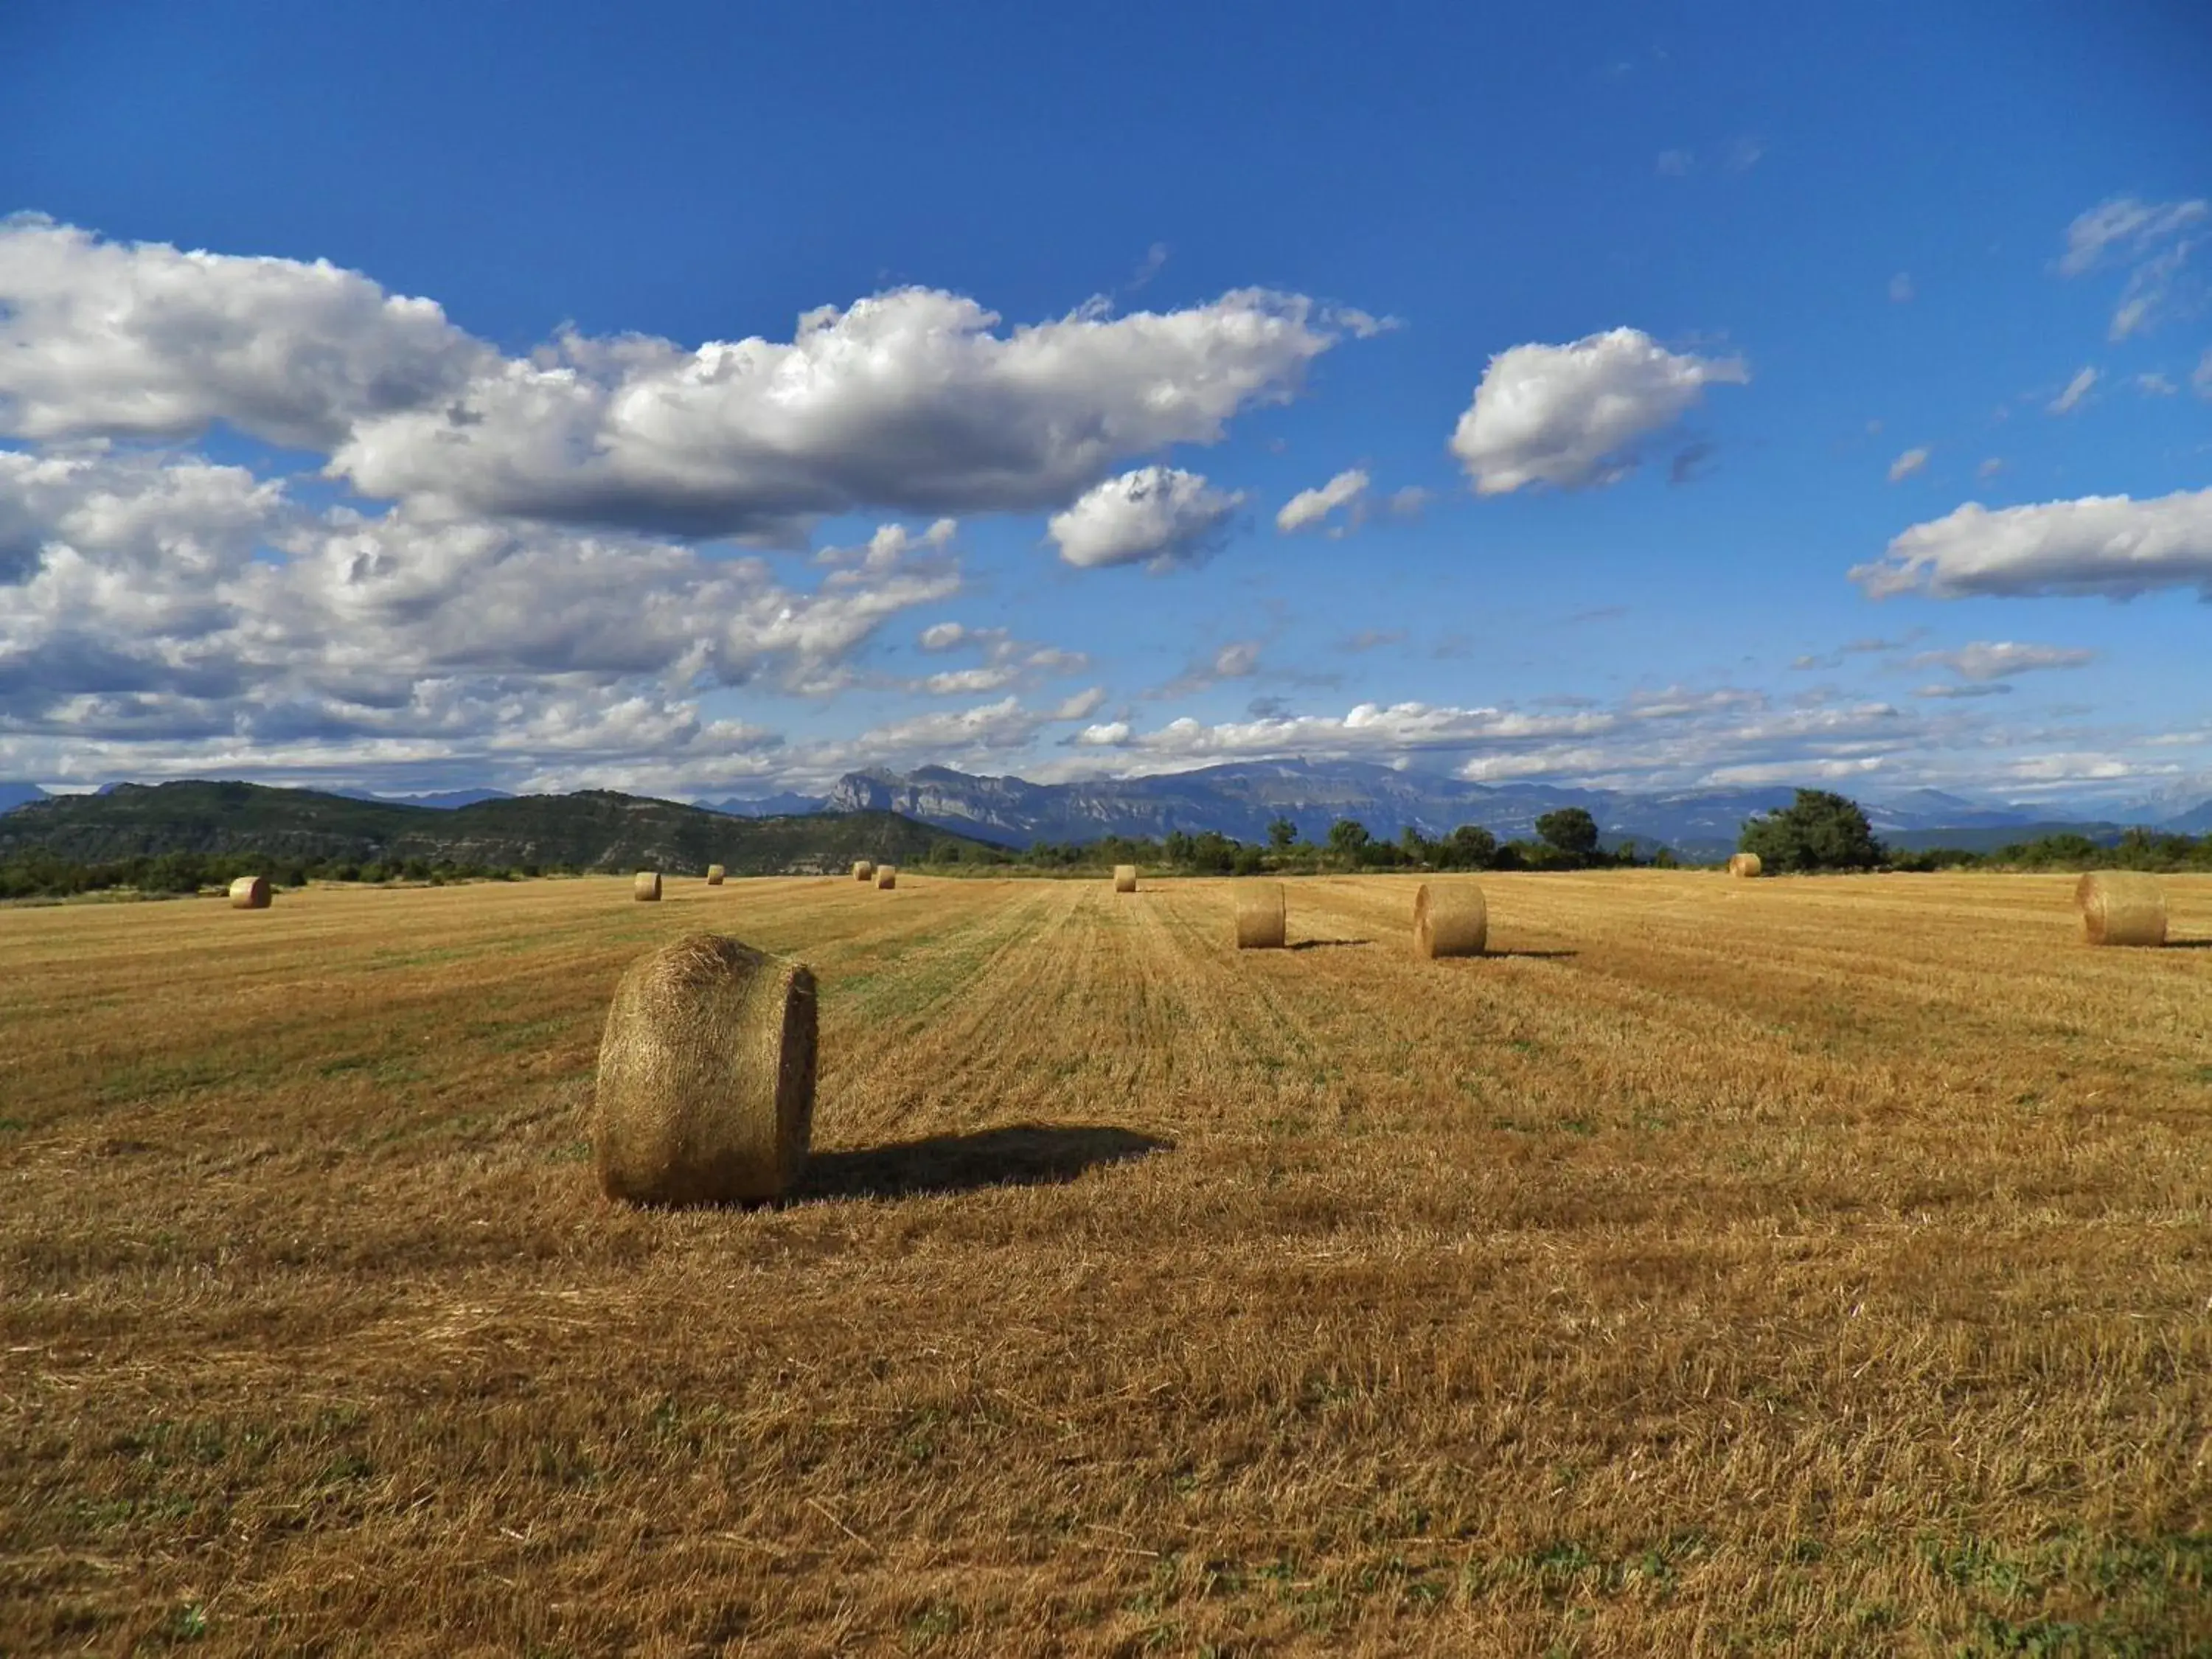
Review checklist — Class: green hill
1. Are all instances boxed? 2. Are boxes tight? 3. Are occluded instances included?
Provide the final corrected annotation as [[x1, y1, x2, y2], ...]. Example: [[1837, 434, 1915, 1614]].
[[0, 781, 1001, 874]]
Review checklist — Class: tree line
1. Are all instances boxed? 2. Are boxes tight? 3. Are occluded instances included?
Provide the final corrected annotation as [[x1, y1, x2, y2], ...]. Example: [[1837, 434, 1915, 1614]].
[[927, 807, 1657, 875], [1738, 789, 2212, 874], [9, 790, 2205, 900], [0, 849, 573, 901]]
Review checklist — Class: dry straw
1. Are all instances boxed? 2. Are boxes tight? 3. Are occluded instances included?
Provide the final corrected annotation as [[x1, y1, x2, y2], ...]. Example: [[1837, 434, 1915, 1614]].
[[594, 932, 817, 1205], [1113, 864, 1138, 893], [2076, 871, 2167, 947], [633, 871, 663, 902], [876, 865, 898, 890], [1413, 881, 1486, 958], [228, 874, 271, 910], [852, 860, 875, 883], [705, 864, 726, 886], [1234, 882, 1286, 949], [1728, 852, 1763, 879]]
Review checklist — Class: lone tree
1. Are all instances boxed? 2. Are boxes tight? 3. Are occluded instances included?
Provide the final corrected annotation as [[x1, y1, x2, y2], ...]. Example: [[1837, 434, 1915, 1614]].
[[1440, 824, 1498, 869], [1326, 818, 1373, 860], [1267, 817, 1299, 852], [1535, 807, 1602, 865], [1739, 790, 1885, 872]]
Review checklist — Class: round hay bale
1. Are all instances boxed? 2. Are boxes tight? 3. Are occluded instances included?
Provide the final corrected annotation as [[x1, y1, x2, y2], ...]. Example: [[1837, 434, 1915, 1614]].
[[1413, 881, 1486, 959], [853, 860, 875, 883], [1728, 852, 1763, 879], [2077, 871, 2167, 947], [633, 870, 663, 902], [1113, 864, 1138, 894], [705, 864, 726, 886], [228, 874, 271, 910], [876, 865, 898, 890], [1234, 883, 1286, 949], [594, 933, 816, 1206]]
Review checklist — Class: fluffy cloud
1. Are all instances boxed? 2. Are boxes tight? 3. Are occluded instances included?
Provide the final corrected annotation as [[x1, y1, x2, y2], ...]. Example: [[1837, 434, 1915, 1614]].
[[2057, 196, 2208, 340], [1025, 686, 1956, 797], [0, 450, 960, 768], [917, 621, 975, 651], [911, 631, 1088, 697], [1046, 467, 1245, 570], [1909, 641, 2096, 681], [0, 216, 488, 449], [1888, 446, 1930, 483], [0, 220, 1338, 540], [1450, 328, 1749, 495], [1853, 487, 2212, 599], [1276, 467, 1369, 533], [2048, 366, 2098, 414]]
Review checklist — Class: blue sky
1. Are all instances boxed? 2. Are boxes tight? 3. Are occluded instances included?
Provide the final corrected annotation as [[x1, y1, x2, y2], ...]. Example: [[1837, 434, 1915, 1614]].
[[1, 1, 2208, 809]]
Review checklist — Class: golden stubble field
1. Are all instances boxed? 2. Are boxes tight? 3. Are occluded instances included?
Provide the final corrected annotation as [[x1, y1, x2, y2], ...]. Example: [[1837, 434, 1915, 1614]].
[[1, 871, 2208, 1657]]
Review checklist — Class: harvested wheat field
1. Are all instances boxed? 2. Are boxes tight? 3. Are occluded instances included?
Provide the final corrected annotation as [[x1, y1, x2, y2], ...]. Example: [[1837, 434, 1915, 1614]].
[[2, 871, 2208, 1656]]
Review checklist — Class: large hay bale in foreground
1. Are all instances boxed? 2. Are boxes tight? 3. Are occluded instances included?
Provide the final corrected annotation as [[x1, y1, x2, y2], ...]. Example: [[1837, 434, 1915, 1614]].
[[876, 865, 898, 890], [633, 871, 662, 902], [1234, 883, 1286, 949], [1413, 881, 1486, 959], [853, 860, 875, 883], [705, 864, 726, 886], [1113, 864, 1138, 894], [1728, 852, 1763, 879], [228, 874, 271, 910], [2078, 872, 2167, 947], [594, 933, 817, 1205]]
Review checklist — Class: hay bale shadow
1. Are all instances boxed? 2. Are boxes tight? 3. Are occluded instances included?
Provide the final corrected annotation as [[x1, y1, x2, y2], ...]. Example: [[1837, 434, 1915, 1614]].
[[1287, 937, 1372, 951], [1484, 948, 1579, 960], [796, 1122, 1172, 1202]]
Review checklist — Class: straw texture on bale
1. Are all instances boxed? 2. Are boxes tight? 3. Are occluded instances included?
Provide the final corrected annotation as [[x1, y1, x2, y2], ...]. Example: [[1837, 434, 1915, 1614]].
[[852, 860, 874, 882], [1413, 881, 1486, 959], [705, 865, 726, 886], [1234, 883, 1287, 949], [594, 933, 817, 1206], [2076, 871, 2167, 947], [876, 865, 898, 889], [227, 874, 271, 910], [1728, 852, 1763, 879], [633, 871, 662, 902], [1113, 864, 1138, 893]]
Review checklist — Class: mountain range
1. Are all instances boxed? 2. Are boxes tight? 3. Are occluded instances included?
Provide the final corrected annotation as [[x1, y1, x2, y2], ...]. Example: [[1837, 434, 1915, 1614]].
[[4, 762, 2202, 864], [817, 760, 2185, 858]]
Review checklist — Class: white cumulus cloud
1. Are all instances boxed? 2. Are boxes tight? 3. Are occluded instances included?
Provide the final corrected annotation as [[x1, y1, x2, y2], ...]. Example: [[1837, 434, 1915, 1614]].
[[1450, 328, 1748, 495], [1046, 467, 1245, 570], [1275, 468, 1369, 533], [1852, 487, 2212, 599], [0, 220, 1340, 542], [0, 215, 489, 450], [0, 449, 961, 763]]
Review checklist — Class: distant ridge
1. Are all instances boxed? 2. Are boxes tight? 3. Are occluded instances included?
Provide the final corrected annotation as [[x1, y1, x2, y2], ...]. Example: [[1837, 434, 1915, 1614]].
[[697, 790, 829, 818], [332, 787, 515, 810], [0, 780, 1002, 873]]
